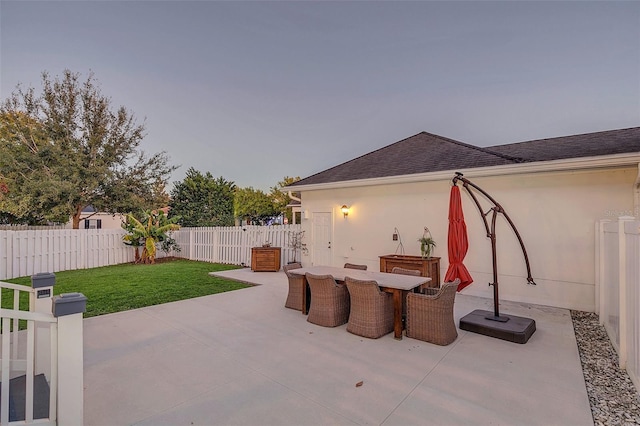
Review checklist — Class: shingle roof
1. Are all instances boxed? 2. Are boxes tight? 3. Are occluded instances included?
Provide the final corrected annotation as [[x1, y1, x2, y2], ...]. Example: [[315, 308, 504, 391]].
[[290, 127, 640, 187], [291, 132, 521, 186], [486, 127, 640, 162]]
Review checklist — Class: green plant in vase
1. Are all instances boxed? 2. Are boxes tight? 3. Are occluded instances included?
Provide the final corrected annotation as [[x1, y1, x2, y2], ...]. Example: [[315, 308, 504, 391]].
[[418, 227, 436, 259]]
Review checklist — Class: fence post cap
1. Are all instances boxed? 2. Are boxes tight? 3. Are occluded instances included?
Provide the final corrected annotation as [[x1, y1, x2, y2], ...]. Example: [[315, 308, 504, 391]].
[[53, 292, 87, 317], [31, 272, 56, 288]]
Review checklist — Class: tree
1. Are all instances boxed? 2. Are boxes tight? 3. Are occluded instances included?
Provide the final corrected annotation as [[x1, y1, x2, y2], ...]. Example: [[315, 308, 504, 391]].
[[234, 187, 278, 225], [122, 210, 180, 264], [0, 110, 69, 224], [0, 178, 15, 225], [0, 70, 176, 227], [233, 177, 301, 225], [270, 176, 300, 224], [169, 168, 236, 227]]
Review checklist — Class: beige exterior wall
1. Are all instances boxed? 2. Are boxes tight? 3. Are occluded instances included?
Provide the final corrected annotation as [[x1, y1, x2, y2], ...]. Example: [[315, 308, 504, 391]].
[[298, 166, 638, 311], [64, 212, 125, 229]]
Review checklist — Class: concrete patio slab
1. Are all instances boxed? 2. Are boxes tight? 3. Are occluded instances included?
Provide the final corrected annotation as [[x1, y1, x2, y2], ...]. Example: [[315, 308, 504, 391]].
[[83, 268, 592, 425]]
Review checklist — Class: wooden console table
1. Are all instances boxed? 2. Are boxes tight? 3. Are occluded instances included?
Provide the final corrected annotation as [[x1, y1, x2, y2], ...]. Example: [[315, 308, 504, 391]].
[[251, 247, 281, 272], [379, 254, 440, 288]]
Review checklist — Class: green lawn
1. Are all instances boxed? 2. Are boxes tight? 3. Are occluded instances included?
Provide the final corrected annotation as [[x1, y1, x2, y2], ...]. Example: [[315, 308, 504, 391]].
[[3, 259, 248, 318]]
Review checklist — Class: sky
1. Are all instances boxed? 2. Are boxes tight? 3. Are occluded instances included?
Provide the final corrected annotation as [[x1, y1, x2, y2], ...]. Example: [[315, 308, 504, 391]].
[[1, 1, 639, 191]]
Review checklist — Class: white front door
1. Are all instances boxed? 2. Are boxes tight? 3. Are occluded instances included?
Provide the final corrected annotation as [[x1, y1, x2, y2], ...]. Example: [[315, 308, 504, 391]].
[[312, 212, 332, 266]]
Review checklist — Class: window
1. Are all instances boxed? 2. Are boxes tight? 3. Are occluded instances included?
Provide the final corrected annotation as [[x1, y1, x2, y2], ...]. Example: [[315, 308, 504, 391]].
[[83, 219, 102, 229]]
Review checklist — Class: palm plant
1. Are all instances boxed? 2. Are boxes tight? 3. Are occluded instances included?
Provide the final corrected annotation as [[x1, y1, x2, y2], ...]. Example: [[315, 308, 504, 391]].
[[122, 218, 145, 263], [122, 210, 180, 264]]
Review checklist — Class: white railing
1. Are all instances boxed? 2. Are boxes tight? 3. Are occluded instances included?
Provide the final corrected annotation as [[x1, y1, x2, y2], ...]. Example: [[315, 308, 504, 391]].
[[0, 281, 57, 425], [0, 279, 84, 425], [596, 217, 640, 392], [0, 225, 302, 280]]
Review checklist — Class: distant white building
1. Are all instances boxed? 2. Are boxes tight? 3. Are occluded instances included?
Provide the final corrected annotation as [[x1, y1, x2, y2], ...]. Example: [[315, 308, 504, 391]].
[[65, 206, 124, 229]]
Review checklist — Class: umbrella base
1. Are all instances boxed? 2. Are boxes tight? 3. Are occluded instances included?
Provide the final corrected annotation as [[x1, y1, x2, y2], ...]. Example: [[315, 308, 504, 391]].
[[459, 309, 536, 344]]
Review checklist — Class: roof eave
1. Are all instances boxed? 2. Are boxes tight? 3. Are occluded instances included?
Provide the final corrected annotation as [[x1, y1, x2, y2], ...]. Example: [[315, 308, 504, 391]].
[[289, 152, 640, 191]]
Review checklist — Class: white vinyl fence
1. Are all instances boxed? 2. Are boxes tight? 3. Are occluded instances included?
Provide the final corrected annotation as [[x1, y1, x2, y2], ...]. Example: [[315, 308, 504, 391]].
[[0, 229, 134, 280], [0, 225, 66, 231], [0, 225, 302, 280], [597, 217, 640, 391], [171, 225, 302, 267]]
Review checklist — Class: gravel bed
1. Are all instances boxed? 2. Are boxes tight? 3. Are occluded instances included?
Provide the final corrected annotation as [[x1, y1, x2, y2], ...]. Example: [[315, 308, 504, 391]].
[[571, 310, 640, 425]]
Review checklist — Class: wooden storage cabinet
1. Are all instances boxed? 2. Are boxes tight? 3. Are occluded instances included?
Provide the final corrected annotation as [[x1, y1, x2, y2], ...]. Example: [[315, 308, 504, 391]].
[[379, 255, 441, 288], [251, 247, 281, 272]]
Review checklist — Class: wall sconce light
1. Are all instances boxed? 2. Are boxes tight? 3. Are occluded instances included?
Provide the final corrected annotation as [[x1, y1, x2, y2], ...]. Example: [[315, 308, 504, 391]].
[[341, 205, 349, 218]]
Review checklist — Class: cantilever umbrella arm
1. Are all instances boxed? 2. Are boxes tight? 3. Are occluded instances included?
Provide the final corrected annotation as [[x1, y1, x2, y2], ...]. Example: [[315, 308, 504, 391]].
[[452, 172, 536, 319]]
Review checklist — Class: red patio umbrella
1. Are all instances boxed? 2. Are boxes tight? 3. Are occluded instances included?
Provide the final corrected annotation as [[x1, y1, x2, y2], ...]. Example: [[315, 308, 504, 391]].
[[444, 184, 473, 291]]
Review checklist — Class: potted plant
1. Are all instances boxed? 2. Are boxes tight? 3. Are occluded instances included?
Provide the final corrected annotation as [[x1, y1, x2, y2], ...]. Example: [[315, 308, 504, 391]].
[[418, 227, 436, 259]]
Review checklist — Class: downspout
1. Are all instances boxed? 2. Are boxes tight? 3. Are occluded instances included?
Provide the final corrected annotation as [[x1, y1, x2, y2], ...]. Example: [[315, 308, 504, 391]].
[[287, 191, 301, 203], [288, 191, 302, 225]]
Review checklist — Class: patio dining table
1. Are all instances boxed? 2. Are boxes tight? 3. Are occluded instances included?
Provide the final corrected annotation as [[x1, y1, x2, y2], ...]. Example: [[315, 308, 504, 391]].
[[289, 265, 431, 339]]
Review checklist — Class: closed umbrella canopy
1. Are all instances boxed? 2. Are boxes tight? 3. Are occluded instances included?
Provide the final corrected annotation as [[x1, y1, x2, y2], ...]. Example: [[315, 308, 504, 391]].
[[444, 185, 473, 291]]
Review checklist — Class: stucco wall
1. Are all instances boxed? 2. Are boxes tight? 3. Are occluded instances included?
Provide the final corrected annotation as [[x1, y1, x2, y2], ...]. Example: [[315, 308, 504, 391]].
[[298, 166, 637, 311], [64, 213, 125, 229]]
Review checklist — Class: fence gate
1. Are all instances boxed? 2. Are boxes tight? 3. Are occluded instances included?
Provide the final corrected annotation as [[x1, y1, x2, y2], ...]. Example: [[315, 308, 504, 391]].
[[597, 217, 640, 392]]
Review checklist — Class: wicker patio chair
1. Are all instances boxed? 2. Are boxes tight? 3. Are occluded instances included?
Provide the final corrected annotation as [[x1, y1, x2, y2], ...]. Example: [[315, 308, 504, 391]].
[[344, 277, 394, 339], [391, 266, 422, 316], [344, 263, 367, 270], [391, 267, 421, 276], [306, 273, 350, 327], [283, 262, 304, 311], [405, 279, 460, 345], [392, 266, 428, 294]]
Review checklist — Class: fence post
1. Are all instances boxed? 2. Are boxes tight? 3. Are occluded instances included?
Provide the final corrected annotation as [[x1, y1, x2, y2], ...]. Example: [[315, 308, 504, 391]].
[[213, 228, 220, 263], [53, 292, 87, 426], [31, 273, 55, 379], [241, 227, 249, 266], [596, 219, 610, 318], [0, 231, 7, 280], [189, 229, 195, 261], [627, 220, 640, 391], [618, 216, 634, 369]]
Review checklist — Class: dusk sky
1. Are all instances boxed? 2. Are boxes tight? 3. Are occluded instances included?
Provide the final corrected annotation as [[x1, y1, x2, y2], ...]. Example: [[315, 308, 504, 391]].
[[1, 1, 639, 191]]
